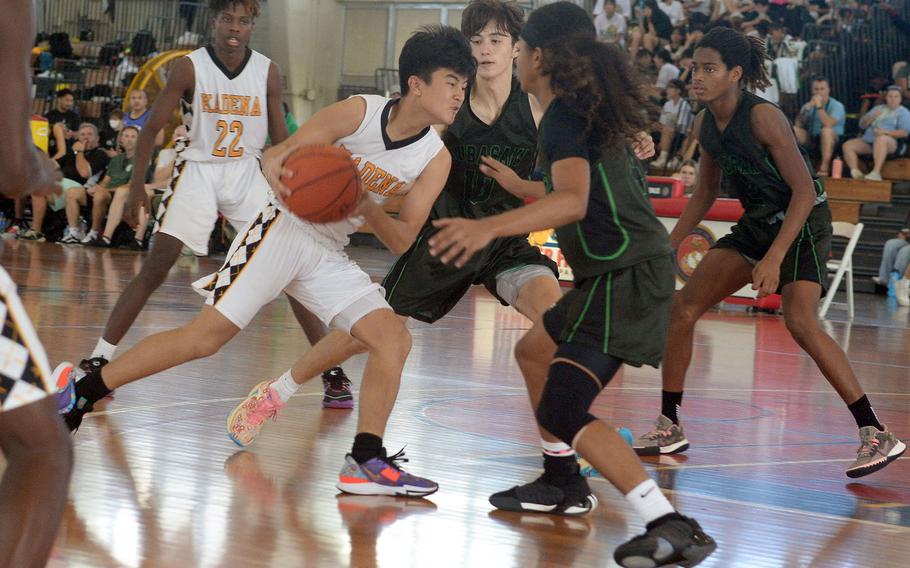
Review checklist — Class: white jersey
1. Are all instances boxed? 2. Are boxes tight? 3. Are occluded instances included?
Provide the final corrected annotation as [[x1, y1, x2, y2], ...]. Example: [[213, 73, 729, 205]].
[[279, 94, 445, 246], [180, 46, 271, 163]]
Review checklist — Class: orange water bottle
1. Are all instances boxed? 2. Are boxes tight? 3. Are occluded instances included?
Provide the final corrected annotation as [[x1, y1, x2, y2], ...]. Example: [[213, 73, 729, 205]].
[[831, 157, 843, 179]]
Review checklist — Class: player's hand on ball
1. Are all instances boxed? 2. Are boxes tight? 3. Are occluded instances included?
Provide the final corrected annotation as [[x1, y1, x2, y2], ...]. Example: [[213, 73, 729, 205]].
[[630, 131, 656, 160], [262, 143, 298, 198], [751, 256, 781, 298], [479, 156, 521, 196], [429, 217, 493, 268]]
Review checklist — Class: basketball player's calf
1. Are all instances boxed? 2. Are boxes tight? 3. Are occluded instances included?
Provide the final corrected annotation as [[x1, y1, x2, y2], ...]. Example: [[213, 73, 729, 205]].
[[0, 398, 73, 568]]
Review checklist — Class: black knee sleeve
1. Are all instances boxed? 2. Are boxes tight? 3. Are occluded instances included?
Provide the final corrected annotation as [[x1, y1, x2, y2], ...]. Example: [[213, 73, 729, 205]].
[[535, 343, 623, 446]]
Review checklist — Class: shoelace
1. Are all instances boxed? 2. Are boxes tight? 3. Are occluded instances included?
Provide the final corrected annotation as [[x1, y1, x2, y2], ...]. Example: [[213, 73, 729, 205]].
[[857, 437, 881, 458], [644, 427, 672, 440], [248, 389, 282, 426], [380, 448, 410, 471], [325, 369, 351, 390]]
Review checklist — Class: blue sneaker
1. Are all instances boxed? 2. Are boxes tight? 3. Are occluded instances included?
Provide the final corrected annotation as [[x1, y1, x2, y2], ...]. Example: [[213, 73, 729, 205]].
[[337, 449, 438, 497], [54, 362, 76, 413]]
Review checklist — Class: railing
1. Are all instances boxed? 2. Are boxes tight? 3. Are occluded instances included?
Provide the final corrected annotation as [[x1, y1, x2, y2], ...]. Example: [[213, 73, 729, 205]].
[[33, 1, 210, 123]]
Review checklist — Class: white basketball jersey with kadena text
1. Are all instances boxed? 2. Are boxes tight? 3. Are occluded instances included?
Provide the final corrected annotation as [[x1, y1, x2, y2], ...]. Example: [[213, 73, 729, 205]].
[[283, 94, 445, 245], [180, 46, 270, 163]]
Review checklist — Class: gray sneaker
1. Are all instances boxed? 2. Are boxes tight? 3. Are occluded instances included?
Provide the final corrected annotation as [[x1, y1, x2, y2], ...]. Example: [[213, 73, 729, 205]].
[[846, 426, 906, 478], [633, 415, 690, 456]]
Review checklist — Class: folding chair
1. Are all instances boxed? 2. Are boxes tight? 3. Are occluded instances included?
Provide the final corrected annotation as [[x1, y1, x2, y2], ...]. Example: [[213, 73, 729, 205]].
[[819, 221, 864, 319]]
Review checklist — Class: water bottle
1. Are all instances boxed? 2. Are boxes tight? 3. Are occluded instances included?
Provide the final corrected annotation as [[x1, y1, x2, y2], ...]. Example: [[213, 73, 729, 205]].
[[888, 271, 899, 298], [831, 157, 843, 179]]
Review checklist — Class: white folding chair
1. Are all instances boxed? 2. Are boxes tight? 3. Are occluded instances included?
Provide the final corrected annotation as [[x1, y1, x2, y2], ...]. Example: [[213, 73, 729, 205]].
[[819, 221, 864, 319]]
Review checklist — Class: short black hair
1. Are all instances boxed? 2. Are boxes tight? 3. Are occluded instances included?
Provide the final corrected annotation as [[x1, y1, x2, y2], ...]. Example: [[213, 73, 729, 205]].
[[811, 75, 830, 85], [56, 88, 75, 99], [399, 25, 476, 96], [209, 0, 260, 18], [461, 0, 524, 42], [655, 49, 672, 63], [668, 78, 687, 91]]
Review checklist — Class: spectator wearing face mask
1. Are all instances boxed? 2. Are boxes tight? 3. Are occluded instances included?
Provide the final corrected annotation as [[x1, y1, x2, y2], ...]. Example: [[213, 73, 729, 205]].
[[99, 109, 125, 157]]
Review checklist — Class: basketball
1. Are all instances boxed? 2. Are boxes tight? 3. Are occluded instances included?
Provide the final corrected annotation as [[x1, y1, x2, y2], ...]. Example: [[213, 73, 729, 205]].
[[279, 145, 362, 223]]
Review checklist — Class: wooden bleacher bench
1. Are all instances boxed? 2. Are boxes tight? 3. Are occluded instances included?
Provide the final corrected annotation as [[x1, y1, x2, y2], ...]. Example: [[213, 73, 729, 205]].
[[822, 177, 892, 224], [881, 159, 910, 182]]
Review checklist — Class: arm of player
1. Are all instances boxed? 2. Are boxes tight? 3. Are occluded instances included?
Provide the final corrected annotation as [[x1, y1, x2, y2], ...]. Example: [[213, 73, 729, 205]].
[[478, 155, 546, 199], [357, 149, 452, 256], [266, 62, 289, 145], [0, 0, 61, 198], [749, 103, 818, 297], [261, 96, 366, 196], [429, 157, 590, 268], [124, 56, 195, 226], [668, 112, 719, 248]]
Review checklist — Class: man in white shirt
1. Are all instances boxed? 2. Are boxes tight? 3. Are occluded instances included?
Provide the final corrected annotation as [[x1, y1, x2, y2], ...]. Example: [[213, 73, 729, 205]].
[[594, 0, 628, 46]]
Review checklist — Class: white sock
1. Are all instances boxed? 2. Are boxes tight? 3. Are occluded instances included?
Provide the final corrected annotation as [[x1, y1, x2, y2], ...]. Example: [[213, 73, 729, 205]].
[[625, 479, 675, 525], [270, 370, 300, 403], [541, 438, 575, 457], [91, 339, 117, 361]]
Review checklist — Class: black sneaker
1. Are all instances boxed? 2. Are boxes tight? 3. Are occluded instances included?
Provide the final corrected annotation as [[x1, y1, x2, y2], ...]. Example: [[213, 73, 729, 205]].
[[322, 367, 353, 409], [489, 473, 597, 516], [614, 513, 717, 568], [63, 396, 93, 432], [122, 239, 145, 251], [87, 236, 111, 248], [75, 357, 115, 399]]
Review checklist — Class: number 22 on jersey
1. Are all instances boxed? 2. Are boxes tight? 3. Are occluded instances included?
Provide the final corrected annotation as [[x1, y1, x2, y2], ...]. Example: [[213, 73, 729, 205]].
[[212, 119, 244, 158]]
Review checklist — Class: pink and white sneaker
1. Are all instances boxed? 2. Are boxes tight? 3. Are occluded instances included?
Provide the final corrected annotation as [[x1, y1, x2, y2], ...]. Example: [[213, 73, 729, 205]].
[[227, 380, 286, 447]]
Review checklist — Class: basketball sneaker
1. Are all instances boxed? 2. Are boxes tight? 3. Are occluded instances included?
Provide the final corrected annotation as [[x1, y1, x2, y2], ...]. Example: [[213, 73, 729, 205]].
[[53, 362, 76, 413], [614, 513, 716, 567], [336, 449, 438, 497], [489, 474, 597, 516], [633, 415, 690, 456], [322, 367, 354, 409], [227, 379, 286, 447], [846, 425, 907, 478]]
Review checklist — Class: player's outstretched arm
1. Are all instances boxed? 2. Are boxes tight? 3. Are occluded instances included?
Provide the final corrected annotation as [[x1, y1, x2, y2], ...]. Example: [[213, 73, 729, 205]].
[[261, 96, 367, 196], [429, 156, 591, 268], [0, 0, 61, 198], [124, 57, 195, 226], [357, 148, 452, 255]]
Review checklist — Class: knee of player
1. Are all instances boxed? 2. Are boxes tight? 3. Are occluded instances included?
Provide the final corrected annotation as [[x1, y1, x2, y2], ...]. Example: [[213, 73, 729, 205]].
[[670, 293, 701, 326], [783, 314, 817, 343]]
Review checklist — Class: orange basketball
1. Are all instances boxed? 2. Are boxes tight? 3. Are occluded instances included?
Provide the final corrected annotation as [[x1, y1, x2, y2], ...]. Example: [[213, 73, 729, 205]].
[[279, 145, 362, 223]]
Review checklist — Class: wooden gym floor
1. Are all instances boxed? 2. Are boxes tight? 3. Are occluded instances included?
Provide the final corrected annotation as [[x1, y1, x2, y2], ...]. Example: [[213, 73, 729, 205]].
[[2, 239, 909, 568]]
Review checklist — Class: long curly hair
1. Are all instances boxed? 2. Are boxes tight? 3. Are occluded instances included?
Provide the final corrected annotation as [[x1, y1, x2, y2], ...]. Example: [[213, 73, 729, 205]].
[[540, 34, 655, 148]]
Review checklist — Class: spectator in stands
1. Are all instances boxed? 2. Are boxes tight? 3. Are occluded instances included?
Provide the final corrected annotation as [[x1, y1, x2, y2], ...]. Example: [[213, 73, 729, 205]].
[[658, 0, 686, 27], [45, 88, 79, 160], [99, 109, 125, 157], [873, 227, 910, 289], [892, 60, 910, 108], [794, 76, 845, 176], [860, 72, 890, 117], [741, 0, 773, 34], [17, 153, 63, 242], [58, 125, 111, 243], [87, 126, 145, 247], [653, 79, 694, 169], [123, 89, 165, 146], [654, 48, 680, 89], [594, 0, 628, 46], [635, 48, 656, 79], [124, 89, 151, 130], [783, 0, 814, 38], [667, 27, 686, 59], [634, 0, 673, 52], [843, 86, 910, 181], [676, 160, 698, 194]]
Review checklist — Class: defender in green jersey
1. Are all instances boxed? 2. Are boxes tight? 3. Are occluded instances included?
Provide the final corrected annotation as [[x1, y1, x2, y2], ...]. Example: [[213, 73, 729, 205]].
[[632, 27, 905, 481], [430, 4, 716, 567]]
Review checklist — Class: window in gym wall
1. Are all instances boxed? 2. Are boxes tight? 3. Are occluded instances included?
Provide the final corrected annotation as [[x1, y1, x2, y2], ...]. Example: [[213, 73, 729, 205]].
[[342, 8, 389, 77]]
